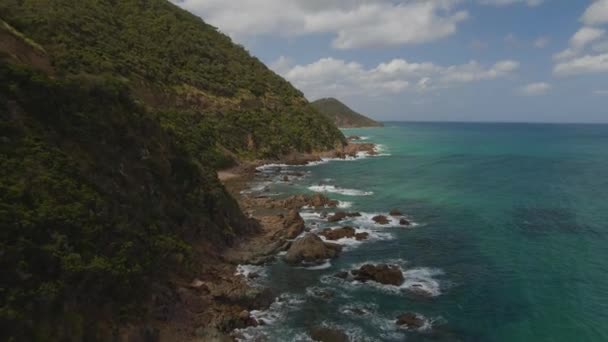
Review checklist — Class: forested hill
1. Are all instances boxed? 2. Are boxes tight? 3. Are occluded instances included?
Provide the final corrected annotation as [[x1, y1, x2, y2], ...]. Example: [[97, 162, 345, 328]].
[[312, 97, 384, 128], [0, 0, 344, 340], [0, 0, 345, 163]]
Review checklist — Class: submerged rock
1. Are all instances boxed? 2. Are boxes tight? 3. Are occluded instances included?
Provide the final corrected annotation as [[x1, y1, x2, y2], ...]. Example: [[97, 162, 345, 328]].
[[372, 215, 390, 225], [284, 233, 342, 265], [354, 232, 369, 241], [396, 313, 425, 329], [389, 209, 403, 216], [351, 264, 404, 286], [309, 327, 350, 342], [334, 271, 349, 279], [399, 218, 411, 226]]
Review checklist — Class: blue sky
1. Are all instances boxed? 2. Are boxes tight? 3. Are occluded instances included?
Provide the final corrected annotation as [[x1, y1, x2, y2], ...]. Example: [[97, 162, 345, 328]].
[[175, 0, 608, 123]]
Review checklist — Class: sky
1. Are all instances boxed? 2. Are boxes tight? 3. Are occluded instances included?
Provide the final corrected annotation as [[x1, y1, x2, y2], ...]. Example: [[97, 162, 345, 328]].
[[173, 0, 608, 123]]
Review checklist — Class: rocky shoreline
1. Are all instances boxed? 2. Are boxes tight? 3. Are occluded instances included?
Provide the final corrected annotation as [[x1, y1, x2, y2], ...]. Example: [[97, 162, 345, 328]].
[[153, 140, 390, 341]]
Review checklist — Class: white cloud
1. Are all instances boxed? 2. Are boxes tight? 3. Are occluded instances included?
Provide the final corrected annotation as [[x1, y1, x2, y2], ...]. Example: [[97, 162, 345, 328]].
[[174, 0, 469, 49], [519, 82, 551, 96], [533, 36, 550, 48], [570, 27, 605, 49], [582, 0, 608, 25], [553, 2, 608, 76], [273, 56, 519, 99], [554, 53, 608, 76], [478, 0, 543, 7], [554, 27, 605, 61]]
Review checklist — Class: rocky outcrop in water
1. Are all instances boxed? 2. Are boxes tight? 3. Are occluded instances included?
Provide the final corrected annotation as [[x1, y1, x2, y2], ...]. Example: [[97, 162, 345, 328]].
[[396, 313, 425, 329], [351, 264, 404, 286], [372, 215, 390, 225], [284, 233, 342, 265], [319, 227, 369, 241], [319, 226, 355, 240], [281, 209, 306, 240]]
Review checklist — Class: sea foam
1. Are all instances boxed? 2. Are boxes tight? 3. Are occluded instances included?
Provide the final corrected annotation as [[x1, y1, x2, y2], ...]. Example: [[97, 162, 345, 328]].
[[308, 185, 373, 196]]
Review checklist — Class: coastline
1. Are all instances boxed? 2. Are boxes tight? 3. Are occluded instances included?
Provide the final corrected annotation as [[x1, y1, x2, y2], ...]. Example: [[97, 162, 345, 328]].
[[155, 139, 379, 341]]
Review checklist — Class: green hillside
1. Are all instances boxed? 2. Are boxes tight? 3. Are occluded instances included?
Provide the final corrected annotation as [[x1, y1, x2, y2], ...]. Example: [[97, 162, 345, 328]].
[[0, 0, 345, 340], [312, 97, 383, 128], [0, 0, 345, 163]]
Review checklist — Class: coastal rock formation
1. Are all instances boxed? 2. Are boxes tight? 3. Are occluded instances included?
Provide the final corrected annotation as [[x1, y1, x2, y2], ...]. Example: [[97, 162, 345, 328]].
[[355, 232, 369, 240], [244, 194, 338, 211], [309, 326, 350, 342], [282, 209, 306, 240], [351, 264, 404, 286], [399, 218, 411, 226], [328, 211, 348, 223], [327, 211, 361, 223], [284, 234, 342, 265], [319, 226, 356, 240], [396, 313, 425, 329], [372, 215, 390, 225], [319, 227, 369, 241]]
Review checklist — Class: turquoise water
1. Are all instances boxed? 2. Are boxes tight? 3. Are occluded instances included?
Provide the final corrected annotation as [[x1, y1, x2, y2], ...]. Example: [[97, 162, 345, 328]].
[[241, 122, 608, 341]]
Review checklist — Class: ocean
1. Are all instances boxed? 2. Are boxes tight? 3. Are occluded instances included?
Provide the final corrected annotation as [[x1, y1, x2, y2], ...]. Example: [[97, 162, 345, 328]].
[[238, 122, 608, 341]]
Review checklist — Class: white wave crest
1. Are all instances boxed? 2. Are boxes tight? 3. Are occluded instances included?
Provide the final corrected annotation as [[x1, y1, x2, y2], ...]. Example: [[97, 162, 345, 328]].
[[337, 201, 353, 208], [308, 185, 373, 196]]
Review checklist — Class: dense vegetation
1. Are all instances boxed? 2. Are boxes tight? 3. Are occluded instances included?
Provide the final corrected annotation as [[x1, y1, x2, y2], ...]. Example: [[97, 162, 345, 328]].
[[0, 62, 256, 341], [312, 97, 383, 128], [0, 0, 345, 162], [0, 0, 345, 340]]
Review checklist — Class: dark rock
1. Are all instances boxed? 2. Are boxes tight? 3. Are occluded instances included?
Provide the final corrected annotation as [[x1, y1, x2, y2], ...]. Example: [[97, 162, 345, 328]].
[[283, 175, 289, 182], [319, 226, 356, 240], [284, 233, 342, 265], [334, 271, 349, 279], [346, 212, 361, 217], [399, 218, 411, 226], [351, 264, 404, 286], [372, 215, 390, 225], [176, 287, 206, 313], [396, 313, 425, 329], [309, 327, 350, 342], [389, 209, 402, 216], [194, 327, 232, 342], [320, 211, 328, 219], [354, 232, 369, 241], [310, 193, 338, 208], [311, 288, 334, 300], [247, 272, 259, 280], [283, 209, 305, 239], [327, 211, 347, 222]]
